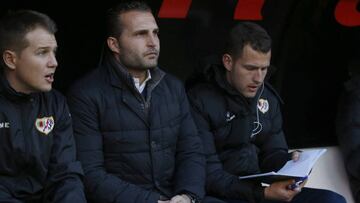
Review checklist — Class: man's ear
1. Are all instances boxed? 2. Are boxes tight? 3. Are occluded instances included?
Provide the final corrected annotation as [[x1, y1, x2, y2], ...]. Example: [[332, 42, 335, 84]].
[[3, 50, 17, 70], [107, 37, 120, 54], [222, 54, 233, 72]]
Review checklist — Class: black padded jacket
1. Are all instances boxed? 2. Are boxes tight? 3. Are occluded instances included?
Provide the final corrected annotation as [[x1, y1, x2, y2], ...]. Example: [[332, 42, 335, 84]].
[[67, 55, 205, 203], [187, 59, 289, 203], [0, 75, 85, 202]]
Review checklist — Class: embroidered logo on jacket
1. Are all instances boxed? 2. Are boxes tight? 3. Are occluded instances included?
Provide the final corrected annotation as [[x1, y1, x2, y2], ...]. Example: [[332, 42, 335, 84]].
[[225, 111, 236, 122], [35, 116, 55, 135], [257, 98, 269, 114]]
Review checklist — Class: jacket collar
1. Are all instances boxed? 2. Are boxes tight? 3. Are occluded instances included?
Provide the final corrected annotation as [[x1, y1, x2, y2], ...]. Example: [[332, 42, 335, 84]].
[[104, 54, 165, 91], [0, 73, 35, 102], [198, 56, 243, 98]]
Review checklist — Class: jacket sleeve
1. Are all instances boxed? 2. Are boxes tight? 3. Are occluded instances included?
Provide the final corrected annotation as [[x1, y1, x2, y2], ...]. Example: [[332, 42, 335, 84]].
[[43, 95, 86, 203], [257, 94, 289, 173], [173, 87, 206, 199], [336, 83, 360, 202], [67, 89, 160, 203], [187, 90, 264, 203]]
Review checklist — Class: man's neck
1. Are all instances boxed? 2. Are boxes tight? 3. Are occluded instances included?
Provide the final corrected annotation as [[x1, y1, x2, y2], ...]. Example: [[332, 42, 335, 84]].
[[5, 71, 31, 94]]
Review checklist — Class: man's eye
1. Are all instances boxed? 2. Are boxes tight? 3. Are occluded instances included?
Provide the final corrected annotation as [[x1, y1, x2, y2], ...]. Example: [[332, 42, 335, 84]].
[[136, 32, 146, 36], [37, 50, 47, 55]]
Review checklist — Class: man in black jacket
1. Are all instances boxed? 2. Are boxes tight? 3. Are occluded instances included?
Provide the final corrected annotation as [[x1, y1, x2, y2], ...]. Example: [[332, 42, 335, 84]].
[[67, 1, 209, 203], [336, 73, 360, 203], [187, 22, 346, 203], [0, 10, 86, 202]]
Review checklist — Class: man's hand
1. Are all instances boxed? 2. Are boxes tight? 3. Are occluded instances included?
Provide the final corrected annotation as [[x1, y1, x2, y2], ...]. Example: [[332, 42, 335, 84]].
[[288, 176, 308, 191], [291, 150, 302, 161], [264, 179, 303, 202], [169, 194, 191, 203]]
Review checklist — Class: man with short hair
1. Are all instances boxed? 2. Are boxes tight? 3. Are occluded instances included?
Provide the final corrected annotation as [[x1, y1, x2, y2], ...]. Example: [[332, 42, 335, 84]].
[[0, 10, 86, 202], [67, 1, 206, 203], [187, 22, 346, 203]]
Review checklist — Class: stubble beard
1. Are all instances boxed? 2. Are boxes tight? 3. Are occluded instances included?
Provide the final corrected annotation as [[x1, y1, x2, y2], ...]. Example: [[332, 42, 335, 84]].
[[120, 52, 159, 71]]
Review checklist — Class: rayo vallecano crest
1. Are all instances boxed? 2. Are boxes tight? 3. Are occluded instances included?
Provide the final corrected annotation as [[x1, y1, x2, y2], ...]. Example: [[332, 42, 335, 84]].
[[257, 98, 269, 114], [35, 116, 55, 135]]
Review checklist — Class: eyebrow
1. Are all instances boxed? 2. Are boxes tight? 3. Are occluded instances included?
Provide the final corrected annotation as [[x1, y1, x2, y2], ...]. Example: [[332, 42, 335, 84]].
[[35, 46, 58, 52], [133, 26, 159, 32], [244, 64, 269, 69]]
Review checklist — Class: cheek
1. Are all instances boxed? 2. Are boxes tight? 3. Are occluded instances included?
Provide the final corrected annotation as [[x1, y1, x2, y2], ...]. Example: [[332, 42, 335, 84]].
[[238, 80, 247, 89], [21, 66, 42, 83], [130, 40, 143, 49], [234, 70, 249, 82], [22, 70, 38, 85], [123, 44, 139, 56], [262, 70, 268, 79], [155, 38, 160, 47], [232, 74, 246, 88]]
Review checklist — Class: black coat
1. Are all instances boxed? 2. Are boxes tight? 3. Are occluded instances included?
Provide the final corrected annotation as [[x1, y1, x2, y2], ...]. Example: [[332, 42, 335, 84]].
[[67, 56, 205, 203], [336, 75, 360, 203], [187, 60, 289, 203], [0, 75, 85, 202]]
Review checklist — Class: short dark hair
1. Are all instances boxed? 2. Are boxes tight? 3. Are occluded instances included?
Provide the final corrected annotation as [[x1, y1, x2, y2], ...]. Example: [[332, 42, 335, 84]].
[[0, 9, 57, 69], [106, 0, 152, 38], [224, 22, 271, 59]]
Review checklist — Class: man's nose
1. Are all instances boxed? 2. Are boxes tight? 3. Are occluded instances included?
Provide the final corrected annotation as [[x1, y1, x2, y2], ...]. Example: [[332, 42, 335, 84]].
[[48, 53, 58, 68], [147, 34, 158, 47], [254, 69, 265, 83]]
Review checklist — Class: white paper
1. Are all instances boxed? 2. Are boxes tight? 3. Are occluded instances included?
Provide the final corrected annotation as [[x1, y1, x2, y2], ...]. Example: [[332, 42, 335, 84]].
[[239, 148, 327, 180]]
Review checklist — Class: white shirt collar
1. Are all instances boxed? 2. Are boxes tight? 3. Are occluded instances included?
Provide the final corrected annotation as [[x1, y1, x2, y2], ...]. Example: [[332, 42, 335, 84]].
[[133, 70, 152, 93]]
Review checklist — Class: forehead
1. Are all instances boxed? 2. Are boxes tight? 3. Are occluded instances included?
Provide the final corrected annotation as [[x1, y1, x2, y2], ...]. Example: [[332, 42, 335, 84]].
[[119, 11, 158, 32], [24, 27, 57, 49], [237, 45, 271, 63]]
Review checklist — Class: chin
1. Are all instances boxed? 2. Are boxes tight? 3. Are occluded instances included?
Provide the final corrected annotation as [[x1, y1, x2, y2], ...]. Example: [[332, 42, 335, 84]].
[[244, 93, 256, 98], [145, 60, 158, 67], [39, 86, 53, 92], [147, 63, 158, 68]]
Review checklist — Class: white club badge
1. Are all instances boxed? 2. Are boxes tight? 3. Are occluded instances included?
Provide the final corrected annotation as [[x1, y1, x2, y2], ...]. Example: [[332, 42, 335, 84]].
[[35, 116, 55, 135], [257, 99, 269, 114]]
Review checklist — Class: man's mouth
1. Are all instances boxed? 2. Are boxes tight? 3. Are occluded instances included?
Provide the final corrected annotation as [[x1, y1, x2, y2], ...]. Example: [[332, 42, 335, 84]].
[[144, 50, 159, 57], [45, 73, 54, 83], [248, 85, 258, 92]]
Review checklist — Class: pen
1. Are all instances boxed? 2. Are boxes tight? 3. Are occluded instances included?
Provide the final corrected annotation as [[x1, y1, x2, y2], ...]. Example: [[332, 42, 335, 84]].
[[288, 176, 308, 190]]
